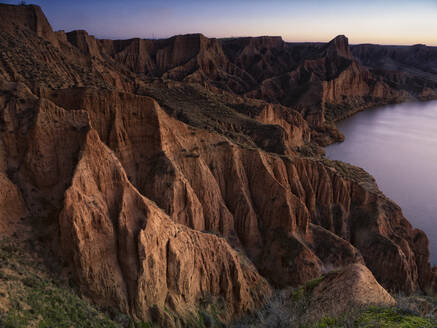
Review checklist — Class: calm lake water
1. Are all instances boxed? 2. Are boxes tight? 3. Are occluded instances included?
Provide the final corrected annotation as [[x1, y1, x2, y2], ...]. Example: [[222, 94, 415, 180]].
[[326, 101, 437, 264]]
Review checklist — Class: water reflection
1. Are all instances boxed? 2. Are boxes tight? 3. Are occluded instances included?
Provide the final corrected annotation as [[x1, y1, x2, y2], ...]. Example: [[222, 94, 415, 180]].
[[326, 101, 437, 264]]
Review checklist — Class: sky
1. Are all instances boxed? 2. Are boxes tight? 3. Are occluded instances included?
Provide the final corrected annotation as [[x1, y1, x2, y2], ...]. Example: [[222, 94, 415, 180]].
[[3, 0, 437, 45]]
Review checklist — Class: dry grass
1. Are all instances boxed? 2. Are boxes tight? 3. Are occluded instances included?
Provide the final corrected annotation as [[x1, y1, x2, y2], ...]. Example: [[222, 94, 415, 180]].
[[0, 238, 131, 328], [232, 280, 437, 328]]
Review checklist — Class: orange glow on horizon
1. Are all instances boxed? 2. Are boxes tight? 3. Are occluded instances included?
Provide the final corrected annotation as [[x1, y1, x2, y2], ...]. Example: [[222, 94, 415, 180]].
[[4, 0, 435, 46]]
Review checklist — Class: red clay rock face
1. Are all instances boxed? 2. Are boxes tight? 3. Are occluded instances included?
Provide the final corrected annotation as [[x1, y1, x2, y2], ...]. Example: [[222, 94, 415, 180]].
[[99, 31, 437, 129], [101, 38, 157, 74], [59, 130, 271, 325], [0, 4, 59, 47], [66, 30, 104, 60], [296, 159, 432, 294], [305, 263, 396, 321], [45, 88, 364, 287], [2, 76, 436, 305], [243, 36, 410, 128], [0, 11, 135, 92], [101, 32, 416, 130], [0, 80, 271, 325], [2, 3, 435, 131], [2, 3, 437, 325], [101, 33, 234, 84], [254, 103, 311, 152], [351, 43, 437, 78], [45, 87, 435, 294], [221, 36, 288, 84], [0, 173, 28, 237]]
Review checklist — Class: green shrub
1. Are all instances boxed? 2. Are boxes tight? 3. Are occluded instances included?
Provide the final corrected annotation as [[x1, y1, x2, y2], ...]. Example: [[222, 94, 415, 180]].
[[355, 306, 436, 328], [0, 239, 122, 328]]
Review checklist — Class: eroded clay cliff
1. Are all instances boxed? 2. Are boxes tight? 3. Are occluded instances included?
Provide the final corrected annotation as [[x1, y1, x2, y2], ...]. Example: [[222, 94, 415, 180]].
[[1, 3, 437, 326]]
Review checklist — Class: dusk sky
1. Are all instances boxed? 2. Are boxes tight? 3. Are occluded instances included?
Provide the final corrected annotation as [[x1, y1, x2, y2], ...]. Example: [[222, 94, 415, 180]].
[[3, 0, 437, 45]]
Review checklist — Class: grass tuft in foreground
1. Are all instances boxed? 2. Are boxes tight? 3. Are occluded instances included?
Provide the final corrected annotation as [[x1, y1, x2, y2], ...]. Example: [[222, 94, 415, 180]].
[[311, 306, 436, 328], [0, 238, 128, 328]]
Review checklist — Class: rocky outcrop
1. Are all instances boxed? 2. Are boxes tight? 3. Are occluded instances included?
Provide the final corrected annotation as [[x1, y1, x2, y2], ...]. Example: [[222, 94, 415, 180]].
[[0, 3, 59, 47], [100, 33, 236, 84], [66, 30, 104, 60], [0, 83, 89, 218], [0, 80, 271, 325], [94, 32, 436, 131], [221, 36, 288, 83], [0, 80, 29, 236], [43, 86, 436, 294], [44, 87, 360, 286], [4, 3, 433, 132], [3, 2, 428, 132], [4, 74, 427, 296], [0, 173, 28, 237], [59, 129, 271, 326], [352, 43, 437, 78], [305, 263, 396, 320], [351, 43, 437, 101], [244, 35, 410, 127], [0, 5, 135, 92]]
